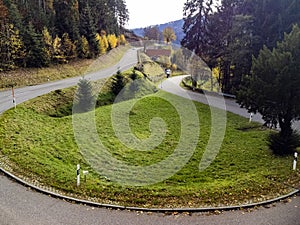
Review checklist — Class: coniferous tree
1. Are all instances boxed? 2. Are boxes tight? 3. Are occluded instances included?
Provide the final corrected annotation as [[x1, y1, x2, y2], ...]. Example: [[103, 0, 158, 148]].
[[53, 0, 80, 40], [23, 23, 48, 67], [74, 77, 95, 113], [79, 2, 97, 43], [111, 70, 125, 96], [95, 31, 109, 55], [0, 0, 129, 70], [118, 34, 126, 45], [237, 25, 300, 155]]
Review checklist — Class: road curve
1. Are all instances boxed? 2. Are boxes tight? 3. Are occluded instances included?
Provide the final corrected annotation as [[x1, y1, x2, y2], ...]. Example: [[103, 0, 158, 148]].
[[1, 53, 300, 225], [0, 48, 138, 114], [159, 75, 264, 124], [1, 173, 299, 225]]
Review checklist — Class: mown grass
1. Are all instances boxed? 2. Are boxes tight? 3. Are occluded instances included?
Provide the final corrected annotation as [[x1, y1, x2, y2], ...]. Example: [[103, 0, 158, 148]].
[[0, 90, 299, 208]]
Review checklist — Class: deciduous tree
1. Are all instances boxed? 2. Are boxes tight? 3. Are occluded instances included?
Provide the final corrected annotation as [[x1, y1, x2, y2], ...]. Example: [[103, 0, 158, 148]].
[[162, 27, 176, 44]]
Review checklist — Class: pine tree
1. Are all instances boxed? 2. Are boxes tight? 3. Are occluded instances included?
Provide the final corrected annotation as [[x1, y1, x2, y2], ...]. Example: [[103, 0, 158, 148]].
[[23, 23, 48, 67], [74, 77, 95, 113], [237, 25, 300, 155], [79, 2, 97, 42], [111, 70, 125, 96], [53, 0, 80, 40]]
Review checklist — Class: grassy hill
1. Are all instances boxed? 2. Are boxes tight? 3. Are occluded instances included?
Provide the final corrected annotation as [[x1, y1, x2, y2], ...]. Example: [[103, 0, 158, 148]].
[[0, 87, 299, 208]]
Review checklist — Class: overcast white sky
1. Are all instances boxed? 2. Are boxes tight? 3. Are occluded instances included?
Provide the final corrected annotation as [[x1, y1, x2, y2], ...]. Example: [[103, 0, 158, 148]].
[[125, 0, 187, 29]]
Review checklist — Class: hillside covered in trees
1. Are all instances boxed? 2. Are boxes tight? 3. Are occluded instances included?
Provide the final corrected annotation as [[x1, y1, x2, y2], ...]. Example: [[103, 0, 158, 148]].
[[182, 0, 300, 94], [131, 19, 185, 45], [0, 0, 129, 71]]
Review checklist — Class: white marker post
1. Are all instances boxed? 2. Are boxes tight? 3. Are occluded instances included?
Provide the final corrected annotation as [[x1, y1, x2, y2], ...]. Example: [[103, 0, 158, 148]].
[[293, 152, 298, 171], [12, 86, 16, 109], [249, 113, 253, 123], [76, 164, 80, 186]]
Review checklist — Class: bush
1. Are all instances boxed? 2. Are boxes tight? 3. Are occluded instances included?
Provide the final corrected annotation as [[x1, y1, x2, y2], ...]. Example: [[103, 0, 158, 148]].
[[268, 131, 300, 155]]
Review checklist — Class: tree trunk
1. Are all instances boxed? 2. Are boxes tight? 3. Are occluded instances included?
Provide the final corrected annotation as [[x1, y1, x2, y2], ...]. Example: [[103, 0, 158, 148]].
[[278, 116, 293, 139]]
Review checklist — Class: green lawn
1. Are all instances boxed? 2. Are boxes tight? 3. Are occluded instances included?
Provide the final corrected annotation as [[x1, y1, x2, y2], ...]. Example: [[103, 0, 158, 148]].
[[0, 90, 299, 208]]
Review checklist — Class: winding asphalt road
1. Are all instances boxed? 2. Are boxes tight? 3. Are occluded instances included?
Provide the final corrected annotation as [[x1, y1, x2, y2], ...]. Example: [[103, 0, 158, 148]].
[[0, 48, 299, 224]]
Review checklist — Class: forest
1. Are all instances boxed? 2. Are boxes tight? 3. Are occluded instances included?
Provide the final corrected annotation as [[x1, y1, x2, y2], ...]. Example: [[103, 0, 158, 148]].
[[1, 0, 300, 96], [0, 0, 128, 71], [182, 0, 300, 94]]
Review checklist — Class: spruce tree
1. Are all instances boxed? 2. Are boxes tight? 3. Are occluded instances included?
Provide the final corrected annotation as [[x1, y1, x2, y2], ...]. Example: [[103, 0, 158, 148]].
[[23, 23, 48, 67], [237, 25, 300, 155], [74, 77, 95, 113], [111, 70, 125, 96]]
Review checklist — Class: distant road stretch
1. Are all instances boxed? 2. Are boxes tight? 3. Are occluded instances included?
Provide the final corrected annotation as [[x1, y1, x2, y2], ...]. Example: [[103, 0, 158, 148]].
[[0, 48, 138, 114]]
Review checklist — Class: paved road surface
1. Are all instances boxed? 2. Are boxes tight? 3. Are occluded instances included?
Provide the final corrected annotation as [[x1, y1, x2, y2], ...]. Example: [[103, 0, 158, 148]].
[[0, 50, 299, 225], [160, 75, 264, 124], [0, 48, 138, 114], [1, 174, 299, 225]]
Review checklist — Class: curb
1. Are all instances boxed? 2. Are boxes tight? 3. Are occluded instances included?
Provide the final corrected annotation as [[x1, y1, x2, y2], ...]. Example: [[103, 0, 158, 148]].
[[1, 166, 299, 213]]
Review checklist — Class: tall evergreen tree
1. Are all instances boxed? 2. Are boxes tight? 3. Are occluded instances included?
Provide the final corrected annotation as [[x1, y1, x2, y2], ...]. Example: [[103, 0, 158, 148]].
[[74, 77, 95, 113], [111, 70, 125, 96], [53, 0, 80, 40], [237, 25, 300, 155], [23, 23, 48, 67]]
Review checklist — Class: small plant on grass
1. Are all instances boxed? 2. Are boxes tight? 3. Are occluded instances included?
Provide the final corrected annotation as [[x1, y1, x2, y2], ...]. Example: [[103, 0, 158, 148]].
[[268, 131, 300, 155]]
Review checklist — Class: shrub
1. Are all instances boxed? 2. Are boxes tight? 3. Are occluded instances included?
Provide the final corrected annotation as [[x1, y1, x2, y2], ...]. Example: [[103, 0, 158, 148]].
[[268, 131, 300, 155]]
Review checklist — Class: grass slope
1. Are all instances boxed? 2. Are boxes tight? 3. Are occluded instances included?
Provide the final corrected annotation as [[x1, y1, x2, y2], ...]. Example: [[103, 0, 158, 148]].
[[0, 90, 299, 208], [0, 46, 128, 90]]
